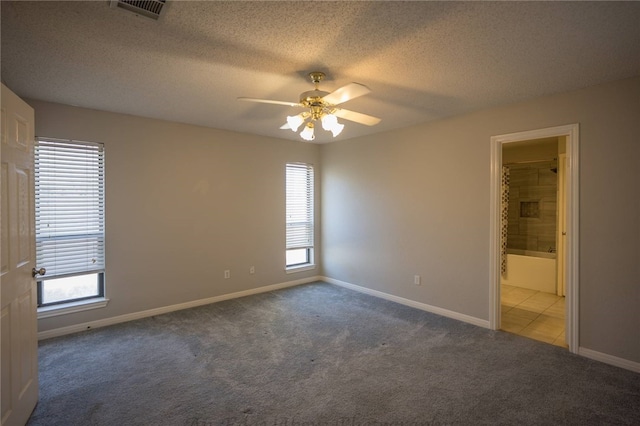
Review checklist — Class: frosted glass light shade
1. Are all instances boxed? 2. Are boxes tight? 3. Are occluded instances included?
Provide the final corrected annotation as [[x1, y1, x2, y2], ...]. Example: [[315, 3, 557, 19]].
[[330, 122, 344, 137], [287, 114, 305, 132], [300, 123, 315, 141], [321, 114, 338, 131], [322, 114, 344, 137]]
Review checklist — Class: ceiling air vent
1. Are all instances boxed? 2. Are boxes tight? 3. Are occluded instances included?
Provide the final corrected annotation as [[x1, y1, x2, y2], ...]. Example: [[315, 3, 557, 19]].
[[110, 0, 167, 20]]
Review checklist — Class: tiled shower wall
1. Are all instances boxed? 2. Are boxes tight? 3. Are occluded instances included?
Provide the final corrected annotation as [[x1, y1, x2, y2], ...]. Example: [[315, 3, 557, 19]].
[[507, 160, 557, 252]]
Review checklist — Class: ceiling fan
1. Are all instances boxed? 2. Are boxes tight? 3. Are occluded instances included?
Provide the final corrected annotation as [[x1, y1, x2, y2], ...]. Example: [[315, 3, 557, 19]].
[[238, 72, 381, 141]]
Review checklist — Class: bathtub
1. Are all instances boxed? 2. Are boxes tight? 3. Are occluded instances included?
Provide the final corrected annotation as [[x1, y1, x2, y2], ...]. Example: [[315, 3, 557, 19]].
[[501, 249, 556, 293]]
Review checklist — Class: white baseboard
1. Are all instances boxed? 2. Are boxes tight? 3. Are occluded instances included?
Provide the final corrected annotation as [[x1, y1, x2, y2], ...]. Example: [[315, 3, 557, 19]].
[[323, 277, 640, 373], [578, 347, 640, 373], [38, 275, 321, 340], [321, 276, 490, 329]]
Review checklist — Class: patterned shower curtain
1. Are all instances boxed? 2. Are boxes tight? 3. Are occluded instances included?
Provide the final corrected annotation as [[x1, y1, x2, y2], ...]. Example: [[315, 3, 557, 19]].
[[501, 166, 510, 276]]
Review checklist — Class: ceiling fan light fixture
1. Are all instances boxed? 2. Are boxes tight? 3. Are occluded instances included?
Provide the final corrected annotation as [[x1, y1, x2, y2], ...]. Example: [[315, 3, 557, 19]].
[[321, 114, 337, 131], [239, 71, 380, 142], [287, 114, 305, 132], [330, 122, 344, 137], [300, 122, 315, 141], [321, 114, 344, 137]]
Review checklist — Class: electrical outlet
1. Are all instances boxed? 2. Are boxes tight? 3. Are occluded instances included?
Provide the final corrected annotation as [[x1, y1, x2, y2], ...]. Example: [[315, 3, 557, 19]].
[[249, 266, 255, 274], [224, 270, 230, 279], [414, 275, 421, 285]]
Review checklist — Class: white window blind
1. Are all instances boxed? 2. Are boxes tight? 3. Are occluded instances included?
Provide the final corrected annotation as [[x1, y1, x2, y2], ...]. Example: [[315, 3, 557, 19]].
[[35, 138, 105, 279], [286, 163, 314, 250]]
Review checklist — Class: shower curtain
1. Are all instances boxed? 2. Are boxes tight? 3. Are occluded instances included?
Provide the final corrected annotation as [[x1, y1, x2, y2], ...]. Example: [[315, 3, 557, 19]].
[[501, 166, 510, 276]]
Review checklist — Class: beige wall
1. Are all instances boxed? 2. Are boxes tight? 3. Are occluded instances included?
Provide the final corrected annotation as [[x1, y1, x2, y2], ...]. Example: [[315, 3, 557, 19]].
[[29, 75, 640, 364], [321, 76, 640, 363], [29, 101, 321, 332]]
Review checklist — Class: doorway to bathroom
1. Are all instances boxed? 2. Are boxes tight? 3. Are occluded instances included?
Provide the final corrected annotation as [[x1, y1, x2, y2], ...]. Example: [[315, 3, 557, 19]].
[[489, 124, 579, 354], [501, 138, 565, 347]]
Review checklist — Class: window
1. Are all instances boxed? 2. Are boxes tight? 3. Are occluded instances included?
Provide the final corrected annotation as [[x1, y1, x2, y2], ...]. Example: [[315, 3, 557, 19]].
[[35, 138, 105, 307], [286, 162, 314, 269]]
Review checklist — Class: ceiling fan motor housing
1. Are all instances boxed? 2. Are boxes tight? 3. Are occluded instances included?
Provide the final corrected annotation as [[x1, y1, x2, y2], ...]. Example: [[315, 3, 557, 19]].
[[300, 90, 332, 120], [302, 72, 332, 118], [300, 90, 330, 106]]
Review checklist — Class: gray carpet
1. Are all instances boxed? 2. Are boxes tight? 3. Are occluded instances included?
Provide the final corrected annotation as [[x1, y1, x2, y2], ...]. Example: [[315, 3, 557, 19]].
[[28, 282, 639, 425]]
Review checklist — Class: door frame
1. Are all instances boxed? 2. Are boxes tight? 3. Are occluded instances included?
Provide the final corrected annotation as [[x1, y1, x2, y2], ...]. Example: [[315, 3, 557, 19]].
[[489, 124, 579, 353]]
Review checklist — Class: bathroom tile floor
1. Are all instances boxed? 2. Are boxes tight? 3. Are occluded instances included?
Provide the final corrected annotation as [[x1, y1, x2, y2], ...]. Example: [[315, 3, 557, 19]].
[[501, 284, 567, 348]]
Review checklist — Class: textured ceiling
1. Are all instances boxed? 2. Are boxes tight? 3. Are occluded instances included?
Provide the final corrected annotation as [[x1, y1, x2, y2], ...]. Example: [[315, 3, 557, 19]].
[[2, 1, 640, 144]]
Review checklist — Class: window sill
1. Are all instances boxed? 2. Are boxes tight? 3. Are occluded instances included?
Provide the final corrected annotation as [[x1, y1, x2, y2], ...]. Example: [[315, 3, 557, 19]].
[[286, 264, 316, 274], [37, 298, 110, 319]]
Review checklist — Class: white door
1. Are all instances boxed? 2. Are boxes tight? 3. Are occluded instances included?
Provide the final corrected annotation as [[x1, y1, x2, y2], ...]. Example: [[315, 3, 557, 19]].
[[1, 84, 38, 426]]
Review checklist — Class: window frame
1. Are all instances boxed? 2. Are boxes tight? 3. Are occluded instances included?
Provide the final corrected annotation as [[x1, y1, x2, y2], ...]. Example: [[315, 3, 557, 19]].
[[285, 162, 315, 272], [35, 137, 106, 310], [36, 272, 105, 308]]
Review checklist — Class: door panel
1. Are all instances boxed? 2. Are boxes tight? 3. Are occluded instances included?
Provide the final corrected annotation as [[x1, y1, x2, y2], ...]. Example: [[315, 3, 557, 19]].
[[17, 169, 30, 266], [1, 83, 38, 426], [1, 307, 11, 421], [1, 165, 8, 274]]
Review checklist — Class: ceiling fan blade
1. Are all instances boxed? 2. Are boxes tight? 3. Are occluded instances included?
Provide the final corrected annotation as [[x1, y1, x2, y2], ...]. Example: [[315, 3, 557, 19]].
[[237, 97, 300, 107], [334, 108, 381, 126], [280, 123, 291, 130], [322, 83, 371, 105]]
